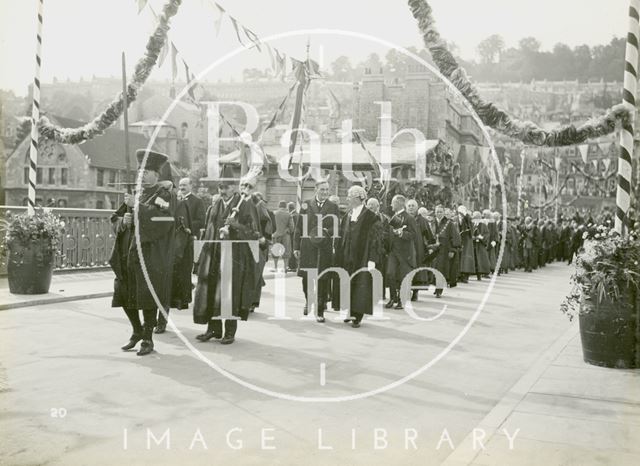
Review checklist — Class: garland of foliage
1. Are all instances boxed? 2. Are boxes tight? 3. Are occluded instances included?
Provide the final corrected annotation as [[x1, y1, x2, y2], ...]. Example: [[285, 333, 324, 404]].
[[38, 0, 182, 144], [408, 0, 631, 147]]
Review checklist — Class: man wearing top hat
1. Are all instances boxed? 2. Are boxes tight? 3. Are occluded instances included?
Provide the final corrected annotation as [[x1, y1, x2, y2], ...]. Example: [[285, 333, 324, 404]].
[[110, 149, 176, 356], [192, 172, 261, 344], [293, 180, 340, 322]]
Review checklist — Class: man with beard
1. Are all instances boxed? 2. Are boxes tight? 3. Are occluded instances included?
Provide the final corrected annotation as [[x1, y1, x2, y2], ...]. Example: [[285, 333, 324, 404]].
[[110, 150, 175, 356], [293, 180, 340, 322], [385, 195, 417, 309], [192, 177, 261, 345], [336, 186, 383, 328], [406, 199, 428, 301], [156, 177, 205, 334], [457, 205, 475, 283], [430, 205, 457, 297]]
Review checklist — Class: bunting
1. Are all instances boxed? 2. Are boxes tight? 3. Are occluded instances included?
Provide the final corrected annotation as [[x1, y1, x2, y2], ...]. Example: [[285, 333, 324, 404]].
[[603, 158, 611, 171], [555, 156, 562, 171], [137, 0, 148, 14], [213, 3, 225, 36], [229, 16, 246, 46], [578, 144, 589, 164]]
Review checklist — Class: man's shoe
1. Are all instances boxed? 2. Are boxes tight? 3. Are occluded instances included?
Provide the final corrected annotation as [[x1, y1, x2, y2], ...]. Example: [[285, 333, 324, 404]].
[[351, 322, 361, 328], [393, 301, 403, 310], [136, 340, 154, 356], [385, 299, 395, 309], [154, 322, 166, 334], [343, 317, 355, 323], [121, 333, 142, 351], [220, 336, 235, 345], [316, 316, 325, 323], [196, 331, 222, 342], [411, 290, 418, 302]]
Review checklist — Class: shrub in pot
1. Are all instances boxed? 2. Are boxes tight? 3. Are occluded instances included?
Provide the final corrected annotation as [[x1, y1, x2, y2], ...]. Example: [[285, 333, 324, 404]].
[[561, 223, 640, 368], [1, 209, 63, 294]]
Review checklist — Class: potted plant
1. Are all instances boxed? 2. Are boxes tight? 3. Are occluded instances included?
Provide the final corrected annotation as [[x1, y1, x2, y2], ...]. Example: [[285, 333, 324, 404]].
[[1, 208, 64, 294], [560, 223, 640, 368]]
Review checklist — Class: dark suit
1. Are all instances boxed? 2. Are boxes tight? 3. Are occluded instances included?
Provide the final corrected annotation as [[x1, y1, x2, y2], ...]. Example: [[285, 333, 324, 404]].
[[386, 210, 417, 304], [294, 198, 340, 316]]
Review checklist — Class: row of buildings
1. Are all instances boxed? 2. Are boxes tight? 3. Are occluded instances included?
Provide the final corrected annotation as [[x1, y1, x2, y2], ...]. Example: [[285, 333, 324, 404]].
[[1, 69, 632, 213]]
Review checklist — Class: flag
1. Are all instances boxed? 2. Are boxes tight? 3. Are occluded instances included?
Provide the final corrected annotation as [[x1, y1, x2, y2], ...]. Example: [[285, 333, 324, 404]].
[[598, 142, 611, 156], [266, 44, 276, 73], [158, 40, 169, 66], [137, 0, 148, 14], [592, 159, 599, 171], [183, 59, 195, 100], [555, 156, 561, 171], [229, 16, 245, 46], [578, 144, 589, 164], [213, 3, 225, 36], [242, 27, 262, 51], [479, 147, 490, 166], [603, 158, 611, 171], [171, 43, 178, 83]]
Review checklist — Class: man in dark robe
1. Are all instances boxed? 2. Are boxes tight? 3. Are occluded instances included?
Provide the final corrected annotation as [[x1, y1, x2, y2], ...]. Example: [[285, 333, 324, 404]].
[[385, 195, 417, 309], [483, 209, 498, 274], [336, 186, 383, 328], [192, 177, 261, 344], [156, 177, 205, 334], [109, 149, 175, 356], [367, 197, 390, 299], [471, 211, 491, 280], [445, 207, 462, 288], [293, 180, 340, 322], [406, 199, 428, 301], [430, 205, 457, 297], [287, 202, 299, 272], [457, 205, 475, 283], [249, 191, 272, 313]]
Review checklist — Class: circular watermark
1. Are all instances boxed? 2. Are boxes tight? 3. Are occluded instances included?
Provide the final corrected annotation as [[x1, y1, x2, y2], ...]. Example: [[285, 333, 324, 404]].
[[134, 28, 508, 402]]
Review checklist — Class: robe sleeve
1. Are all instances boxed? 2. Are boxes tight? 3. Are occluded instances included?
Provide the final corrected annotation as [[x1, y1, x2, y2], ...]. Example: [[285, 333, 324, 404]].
[[137, 188, 175, 244]]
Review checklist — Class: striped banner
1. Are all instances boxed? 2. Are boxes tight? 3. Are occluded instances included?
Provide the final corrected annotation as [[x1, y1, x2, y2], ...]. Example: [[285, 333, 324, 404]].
[[27, 0, 45, 215], [616, 0, 640, 234]]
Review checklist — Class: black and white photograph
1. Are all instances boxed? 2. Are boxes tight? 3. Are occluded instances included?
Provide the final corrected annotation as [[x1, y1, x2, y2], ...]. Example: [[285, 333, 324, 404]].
[[1, 0, 639, 464]]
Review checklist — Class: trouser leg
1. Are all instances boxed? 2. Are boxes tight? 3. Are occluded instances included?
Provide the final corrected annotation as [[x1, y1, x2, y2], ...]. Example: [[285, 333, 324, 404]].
[[224, 319, 238, 338], [123, 308, 143, 336]]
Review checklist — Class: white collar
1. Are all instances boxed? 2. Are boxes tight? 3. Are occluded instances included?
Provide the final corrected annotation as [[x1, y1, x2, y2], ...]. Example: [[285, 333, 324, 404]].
[[350, 204, 364, 221]]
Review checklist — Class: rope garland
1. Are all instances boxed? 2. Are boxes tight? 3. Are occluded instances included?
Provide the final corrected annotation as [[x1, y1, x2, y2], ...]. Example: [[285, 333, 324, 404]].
[[38, 0, 182, 144], [407, 0, 632, 147]]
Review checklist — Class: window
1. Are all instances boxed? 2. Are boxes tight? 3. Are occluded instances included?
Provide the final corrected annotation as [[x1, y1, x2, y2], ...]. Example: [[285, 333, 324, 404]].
[[56, 198, 68, 208], [36, 168, 43, 184], [48, 168, 55, 185], [109, 170, 117, 185], [97, 169, 104, 187], [23, 167, 29, 184], [96, 200, 104, 209], [61, 168, 68, 185]]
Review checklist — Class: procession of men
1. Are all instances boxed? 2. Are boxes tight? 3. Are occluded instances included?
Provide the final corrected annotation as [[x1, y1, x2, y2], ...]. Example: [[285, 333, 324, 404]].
[[109, 148, 618, 355]]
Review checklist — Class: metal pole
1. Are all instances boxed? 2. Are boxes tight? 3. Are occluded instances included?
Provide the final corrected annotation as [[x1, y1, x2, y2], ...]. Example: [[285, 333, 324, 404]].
[[122, 52, 132, 193]]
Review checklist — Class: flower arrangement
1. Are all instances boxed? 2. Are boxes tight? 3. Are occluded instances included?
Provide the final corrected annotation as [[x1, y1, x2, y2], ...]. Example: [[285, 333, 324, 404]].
[[560, 223, 640, 321], [1, 209, 64, 266]]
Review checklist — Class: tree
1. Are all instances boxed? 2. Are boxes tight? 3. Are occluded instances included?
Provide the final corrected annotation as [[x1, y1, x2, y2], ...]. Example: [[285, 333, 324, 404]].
[[330, 55, 354, 81], [519, 37, 541, 54], [477, 34, 505, 64]]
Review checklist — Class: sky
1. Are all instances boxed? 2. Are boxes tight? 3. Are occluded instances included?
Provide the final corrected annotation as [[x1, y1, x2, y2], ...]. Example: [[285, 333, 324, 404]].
[[0, 0, 630, 96]]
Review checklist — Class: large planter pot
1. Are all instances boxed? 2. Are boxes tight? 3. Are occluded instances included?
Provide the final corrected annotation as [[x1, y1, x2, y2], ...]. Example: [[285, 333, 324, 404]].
[[7, 239, 55, 294], [579, 289, 637, 369]]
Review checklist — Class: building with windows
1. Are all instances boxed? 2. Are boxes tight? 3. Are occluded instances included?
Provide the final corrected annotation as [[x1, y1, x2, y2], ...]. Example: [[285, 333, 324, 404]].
[[4, 115, 155, 208]]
